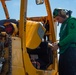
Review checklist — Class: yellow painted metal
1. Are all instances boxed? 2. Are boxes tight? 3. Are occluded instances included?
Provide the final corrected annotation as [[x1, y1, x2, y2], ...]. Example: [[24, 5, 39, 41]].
[[19, 0, 27, 38], [19, 1, 46, 75], [1, 0, 10, 19], [12, 37, 25, 75], [19, 0, 27, 75], [0, 0, 58, 75], [27, 16, 47, 22], [20, 0, 58, 75], [44, 0, 56, 42], [26, 20, 46, 49], [44, 0, 58, 75]]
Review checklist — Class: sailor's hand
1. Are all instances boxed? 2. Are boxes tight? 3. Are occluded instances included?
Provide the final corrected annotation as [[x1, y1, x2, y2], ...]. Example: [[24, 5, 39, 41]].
[[52, 42, 59, 50], [48, 42, 54, 47]]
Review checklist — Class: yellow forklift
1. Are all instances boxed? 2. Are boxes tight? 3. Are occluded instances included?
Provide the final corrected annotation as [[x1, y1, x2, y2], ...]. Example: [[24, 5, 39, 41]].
[[0, 0, 58, 75]]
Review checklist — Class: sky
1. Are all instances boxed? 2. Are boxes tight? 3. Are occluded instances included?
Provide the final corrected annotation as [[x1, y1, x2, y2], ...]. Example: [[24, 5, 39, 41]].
[[0, 0, 76, 19], [0, 0, 76, 39]]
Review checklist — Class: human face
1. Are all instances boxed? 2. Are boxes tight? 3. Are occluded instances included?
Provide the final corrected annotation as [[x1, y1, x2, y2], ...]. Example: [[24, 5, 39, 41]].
[[54, 16, 65, 23]]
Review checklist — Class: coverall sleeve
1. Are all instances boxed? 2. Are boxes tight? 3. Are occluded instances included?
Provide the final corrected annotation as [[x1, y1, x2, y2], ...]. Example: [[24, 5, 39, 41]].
[[59, 18, 76, 46]]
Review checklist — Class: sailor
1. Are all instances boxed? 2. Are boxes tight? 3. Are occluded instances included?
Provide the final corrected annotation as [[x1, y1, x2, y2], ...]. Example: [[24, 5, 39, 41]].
[[52, 8, 76, 75]]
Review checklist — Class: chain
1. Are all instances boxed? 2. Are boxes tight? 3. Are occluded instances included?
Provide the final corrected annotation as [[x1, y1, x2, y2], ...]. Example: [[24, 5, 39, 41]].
[[7, 35, 12, 75], [0, 33, 12, 75]]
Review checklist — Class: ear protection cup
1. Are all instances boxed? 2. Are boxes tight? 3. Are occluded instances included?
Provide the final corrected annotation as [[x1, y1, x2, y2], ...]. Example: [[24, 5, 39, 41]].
[[59, 9, 66, 16], [57, 9, 67, 18], [53, 8, 67, 18]]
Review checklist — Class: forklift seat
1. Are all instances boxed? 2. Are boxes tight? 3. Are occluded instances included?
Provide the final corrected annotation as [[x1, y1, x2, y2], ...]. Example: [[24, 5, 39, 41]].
[[27, 41, 53, 70]]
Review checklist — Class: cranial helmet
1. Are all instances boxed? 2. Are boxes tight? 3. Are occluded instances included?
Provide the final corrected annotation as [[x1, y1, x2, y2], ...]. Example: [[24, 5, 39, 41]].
[[53, 8, 72, 18]]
